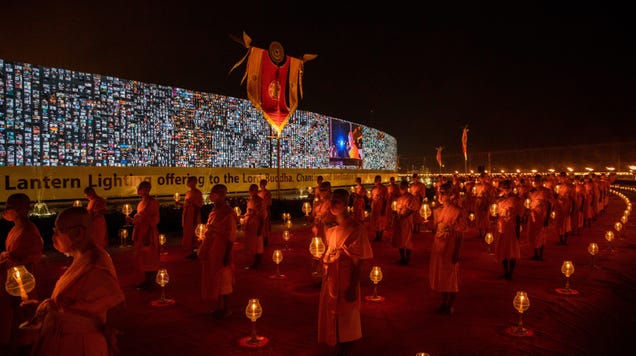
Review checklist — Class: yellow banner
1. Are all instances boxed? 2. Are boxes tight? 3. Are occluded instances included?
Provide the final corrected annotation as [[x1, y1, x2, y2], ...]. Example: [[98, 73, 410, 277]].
[[0, 167, 397, 202]]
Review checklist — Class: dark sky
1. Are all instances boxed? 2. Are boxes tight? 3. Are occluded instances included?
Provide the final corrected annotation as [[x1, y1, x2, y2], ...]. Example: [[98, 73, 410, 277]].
[[1, 1, 634, 160]]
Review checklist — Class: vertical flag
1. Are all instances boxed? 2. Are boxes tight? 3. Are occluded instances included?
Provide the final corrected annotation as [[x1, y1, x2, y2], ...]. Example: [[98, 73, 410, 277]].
[[230, 32, 317, 133], [436, 146, 444, 168], [462, 125, 469, 161]]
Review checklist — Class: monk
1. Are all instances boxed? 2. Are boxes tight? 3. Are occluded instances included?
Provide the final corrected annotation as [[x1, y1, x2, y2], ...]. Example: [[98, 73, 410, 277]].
[[84, 186, 109, 249], [258, 179, 272, 247], [429, 183, 466, 315], [243, 184, 264, 269], [318, 189, 373, 356], [370, 175, 388, 242], [127, 181, 161, 290], [26, 207, 125, 356], [391, 180, 418, 265], [179, 176, 203, 260], [0, 193, 43, 355], [198, 184, 237, 319]]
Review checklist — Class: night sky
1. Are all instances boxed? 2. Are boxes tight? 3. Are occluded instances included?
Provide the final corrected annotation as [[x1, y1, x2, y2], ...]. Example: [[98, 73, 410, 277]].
[[1, 1, 634, 161]]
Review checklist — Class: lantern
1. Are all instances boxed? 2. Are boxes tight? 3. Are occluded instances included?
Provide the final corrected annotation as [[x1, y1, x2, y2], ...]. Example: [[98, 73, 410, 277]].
[[5, 265, 35, 301], [240, 298, 268, 347], [285, 219, 292, 230], [468, 212, 476, 222], [309, 237, 325, 278], [195, 224, 206, 241], [118, 228, 129, 247], [73, 199, 82, 207], [234, 206, 242, 216], [282, 230, 291, 251], [122, 203, 133, 218], [173, 192, 180, 205], [556, 260, 577, 295], [484, 232, 494, 254], [151, 268, 175, 307], [159, 233, 167, 255], [489, 203, 498, 218], [588, 242, 599, 268], [605, 230, 615, 252], [420, 203, 431, 221], [302, 202, 312, 216], [524, 198, 531, 209], [269, 249, 285, 279], [391, 200, 397, 212], [365, 266, 385, 302], [614, 222, 623, 238], [507, 291, 532, 336]]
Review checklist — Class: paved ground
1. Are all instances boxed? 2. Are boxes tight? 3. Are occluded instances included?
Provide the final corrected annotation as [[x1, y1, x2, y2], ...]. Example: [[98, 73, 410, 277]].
[[32, 187, 636, 356]]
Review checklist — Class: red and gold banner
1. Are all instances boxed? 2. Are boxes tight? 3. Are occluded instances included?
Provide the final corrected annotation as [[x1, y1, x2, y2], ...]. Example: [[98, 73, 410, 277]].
[[231, 32, 316, 133]]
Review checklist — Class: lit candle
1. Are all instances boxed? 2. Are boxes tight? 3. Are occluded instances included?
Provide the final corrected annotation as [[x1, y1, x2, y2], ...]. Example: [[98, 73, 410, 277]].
[[14, 267, 28, 301]]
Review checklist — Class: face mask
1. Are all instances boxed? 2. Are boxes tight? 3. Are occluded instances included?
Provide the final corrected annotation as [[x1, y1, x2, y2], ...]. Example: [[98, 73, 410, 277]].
[[53, 233, 73, 254]]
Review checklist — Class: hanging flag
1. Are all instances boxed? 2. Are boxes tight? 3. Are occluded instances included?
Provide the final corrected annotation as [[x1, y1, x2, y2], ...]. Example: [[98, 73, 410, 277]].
[[229, 32, 317, 134], [436, 146, 444, 168], [462, 125, 469, 161]]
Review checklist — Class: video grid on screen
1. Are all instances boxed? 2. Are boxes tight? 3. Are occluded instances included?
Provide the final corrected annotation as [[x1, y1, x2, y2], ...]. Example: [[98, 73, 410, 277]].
[[0, 59, 397, 170]]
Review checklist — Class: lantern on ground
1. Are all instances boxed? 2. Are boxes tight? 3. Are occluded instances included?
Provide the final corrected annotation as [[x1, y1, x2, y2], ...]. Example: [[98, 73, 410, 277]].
[[506, 291, 532, 336], [151, 268, 175, 307], [621, 215, 628, 225], [240, 298, 268, 347], [614, 222, 623, 238], [159, 233, 168, 255], [605, 230, 615, 252], [118, 228, 129, 247], [269, 249, 286, 279], [5, 265, 35, 301], [588, 242, 599, 268], [365, 266, 385, 302], [420, 203, 431, 222], [73, 200, 82, 207], [122, 204, 133, 225], [285, 219, 292, 230], [489, 203, 498, 218], [556, 260, 578, 295], [282, 230, 291, 251], [484, 232, 494, 254]]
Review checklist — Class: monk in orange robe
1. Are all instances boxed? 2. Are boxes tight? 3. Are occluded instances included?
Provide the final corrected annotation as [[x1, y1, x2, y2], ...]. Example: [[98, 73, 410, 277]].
[[127, 181, 161, 290], [317, 189, 373, 356], [0, 193, 43, 354], [27, 207, 125, 356], [243, 184, 264, 269], [84, 186, 109, 249], [179, 176, 203, 259], [198, 184, 237, 319], [391, 180, 419, 265]]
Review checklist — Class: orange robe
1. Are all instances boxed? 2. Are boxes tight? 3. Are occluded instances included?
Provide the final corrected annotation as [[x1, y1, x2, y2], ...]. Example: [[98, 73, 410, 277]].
[[495, 195, 524, 261], [318, 217, 373, 346], [31, 247, 125, 356], [181, 188, 203, 250], [311, 198, 334, 239], [132, 198, 161, 274], [198, 203, 237, 300], [0, 221, 43, 344], [526, 187, 553, 248], [429, 202, 465, 292], [258, 188, 272, 239], [391, 193, 418, 249], [370, 184, 388, 232], [243, 195, 264, 255], [87, 196, 109, 249], [352, 185, 367, 222]]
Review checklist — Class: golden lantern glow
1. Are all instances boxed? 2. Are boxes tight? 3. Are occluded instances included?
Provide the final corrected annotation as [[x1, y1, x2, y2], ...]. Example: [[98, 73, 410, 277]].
[[73, 199, 82, 207], [173, 192, 180, 203], [489, 203, 498, 217], [5, 265, 35, 301], [614, 221, 623, 234], [370, 266, 383, 284], [367, 266, 384, 302], [159, 234, 166, 246], [605, 230, 614, 242], [239, 216, 245, 227], [621, 215, 628, 224], [282, 230, 290, 242], [285, 219, 292, 230], [485, 232, 494, 245], [309, 237, 325, 258], [420, 203, 431, 221], [391, 200, 398, 212], [118, 228, 128, 247], [302, 201, 312, 216], [270, 249, 285, 279], [151, 268, 175, 306], [550, 210, 556, 220], [587, 242, 599, 256], [524, 198, 531, 209], [509, 291, 531, 336], [122, 203, 132, 217], [468, 212, 475, 222], [156, 268, 169, 287], [242, 298, 266, 346], [234, 206, 242, 216], [195, 223, 206, 241], [557, 260, 577, 294]]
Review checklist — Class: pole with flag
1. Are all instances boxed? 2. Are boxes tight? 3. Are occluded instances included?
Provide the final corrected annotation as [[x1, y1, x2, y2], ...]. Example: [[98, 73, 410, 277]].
[[230, 32, 317, 198], [462, 125, 469, 174], [436, 146, 444, 174]]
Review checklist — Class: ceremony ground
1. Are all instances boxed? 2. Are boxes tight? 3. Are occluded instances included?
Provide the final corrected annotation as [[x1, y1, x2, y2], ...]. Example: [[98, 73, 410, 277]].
[[33, 191, 635, 356]]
